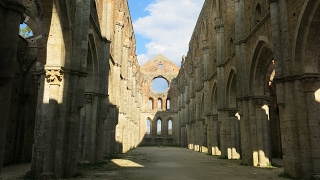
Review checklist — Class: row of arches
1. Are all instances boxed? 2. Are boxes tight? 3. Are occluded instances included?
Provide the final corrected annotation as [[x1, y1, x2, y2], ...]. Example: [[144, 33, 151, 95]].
[[149, 98, 170, 110], [146, 119, 173, 136], [177, 0, 320, 179]]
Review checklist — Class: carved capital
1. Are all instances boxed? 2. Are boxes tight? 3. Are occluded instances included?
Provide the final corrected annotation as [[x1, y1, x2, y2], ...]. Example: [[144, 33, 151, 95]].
[[202, 46, 210, 53], [45, 69, 63, 85], [123, 44, 130, 52], [128, 60, 133, 67], [302, 77, 317, 92], [115, 21, 124, 29], [213, 114, 218, 121], [269, 0, 278, 3], [228, 110, 238, 117], [85, 94, 94, 104], [253, 97, 269, 108]]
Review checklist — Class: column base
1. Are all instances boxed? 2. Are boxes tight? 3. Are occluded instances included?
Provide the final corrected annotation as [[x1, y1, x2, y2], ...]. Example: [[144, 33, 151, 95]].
[[38, 172, 56, 180]]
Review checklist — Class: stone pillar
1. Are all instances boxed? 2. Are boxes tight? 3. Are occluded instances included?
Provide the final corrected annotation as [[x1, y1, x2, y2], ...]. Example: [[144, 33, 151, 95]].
[[33, 69, 64, 178], [79, 94, 90, 162], [202, 45, 210, 80], [79, 93, 98, 163], [251, 97, 271, 167], [302, 78, 320, 177], [219, 110, 229, 158], [228, 109, 240, 159], [239, 99, 252, 165], [211, 114, 221, 155], [0, 1, 24, 177]]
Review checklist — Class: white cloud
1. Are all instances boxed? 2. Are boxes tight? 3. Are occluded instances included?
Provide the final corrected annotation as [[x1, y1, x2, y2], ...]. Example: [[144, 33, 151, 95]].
[[133, 0, 205, 66]]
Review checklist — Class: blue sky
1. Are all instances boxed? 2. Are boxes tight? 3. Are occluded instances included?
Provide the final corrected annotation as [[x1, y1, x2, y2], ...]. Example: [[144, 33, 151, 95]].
[[128, 0, 205, 67]]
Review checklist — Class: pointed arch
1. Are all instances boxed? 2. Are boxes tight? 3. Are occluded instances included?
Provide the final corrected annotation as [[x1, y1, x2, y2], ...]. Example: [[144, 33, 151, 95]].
[[156, 118, 162, 135], [249, 38, 274, 95], [168, 118, 173, 135], [146, 118, 151, 135], [293, 1, 320, 74], [211, 82, 218, 114], [226, 69, 237, 108]]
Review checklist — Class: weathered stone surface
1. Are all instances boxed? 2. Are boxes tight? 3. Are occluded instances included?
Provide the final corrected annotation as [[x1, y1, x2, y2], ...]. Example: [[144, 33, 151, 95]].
[[0, 0, 319, 180]]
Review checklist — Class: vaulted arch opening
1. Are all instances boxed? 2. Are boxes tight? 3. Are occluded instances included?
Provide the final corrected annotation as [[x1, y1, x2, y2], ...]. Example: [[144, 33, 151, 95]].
[[249, 40, 281, 166]]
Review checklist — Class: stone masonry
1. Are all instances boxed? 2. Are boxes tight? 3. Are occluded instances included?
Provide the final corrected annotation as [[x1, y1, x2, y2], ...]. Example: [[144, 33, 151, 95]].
[[176, 0, 320, 179], [0, 0, 319, 179]]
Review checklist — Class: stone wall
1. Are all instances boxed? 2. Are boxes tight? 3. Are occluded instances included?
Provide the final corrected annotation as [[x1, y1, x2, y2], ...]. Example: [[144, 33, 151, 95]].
[[0, 0, 140, 179], [176, 0, 320, 179], [139, 54, 180, 146]]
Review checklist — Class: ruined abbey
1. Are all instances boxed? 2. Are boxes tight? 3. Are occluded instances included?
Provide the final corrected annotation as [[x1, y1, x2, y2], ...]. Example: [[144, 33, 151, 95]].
[[0, 0, 320, 179]]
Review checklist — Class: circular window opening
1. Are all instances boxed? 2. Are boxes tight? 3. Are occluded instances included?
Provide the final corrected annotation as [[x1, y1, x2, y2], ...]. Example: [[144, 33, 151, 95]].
[[151, 77, 168, 93], [158, 64, 163, 69]]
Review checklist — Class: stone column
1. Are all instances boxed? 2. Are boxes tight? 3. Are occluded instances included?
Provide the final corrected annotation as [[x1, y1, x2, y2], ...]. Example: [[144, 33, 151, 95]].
[[228, 109, 240, 159], [219, 110, 229, 158], [302, 78, 320, 177], [239, 99, 252, 165], [37, 69, 63, 178], [251, 97, 271, 167], [211, 114, 221, 155], [0, 1, 24, 177]]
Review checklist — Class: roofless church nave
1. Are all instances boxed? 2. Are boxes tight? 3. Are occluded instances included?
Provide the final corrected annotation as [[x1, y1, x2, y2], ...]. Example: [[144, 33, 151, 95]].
[[0, 0, 320, 179]]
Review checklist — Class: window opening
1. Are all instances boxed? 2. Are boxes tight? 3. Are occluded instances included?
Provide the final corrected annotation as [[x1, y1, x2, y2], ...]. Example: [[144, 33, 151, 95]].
[[19, 23, 33, 38], [168, 120, 172, 135], [151, 77, 168, 93], [146, 119, 151, 135], [158, 98, 162, 110], [157, 119, 162, 135], [149, 98, 153, 109]]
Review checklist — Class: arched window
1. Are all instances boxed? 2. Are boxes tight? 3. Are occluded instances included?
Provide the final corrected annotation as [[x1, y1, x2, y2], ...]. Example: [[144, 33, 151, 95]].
[[149, 98, 153, 109], [157, 119, 162, 135], [166, 99, 170, 110], [19, 23, 33, 38], [168, 120, 173, 135], [158, 98, 162, 110], [255, 3, 262, 24], [146, 119, 151, 135]]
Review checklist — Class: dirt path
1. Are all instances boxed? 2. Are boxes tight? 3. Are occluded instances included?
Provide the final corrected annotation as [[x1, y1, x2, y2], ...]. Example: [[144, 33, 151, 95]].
[[75, 147, 285, 180], [1, 147, 286, 179]]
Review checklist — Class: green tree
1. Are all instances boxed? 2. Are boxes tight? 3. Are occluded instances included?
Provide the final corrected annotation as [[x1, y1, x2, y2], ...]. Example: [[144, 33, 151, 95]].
[[19, 25, 32, 38]]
